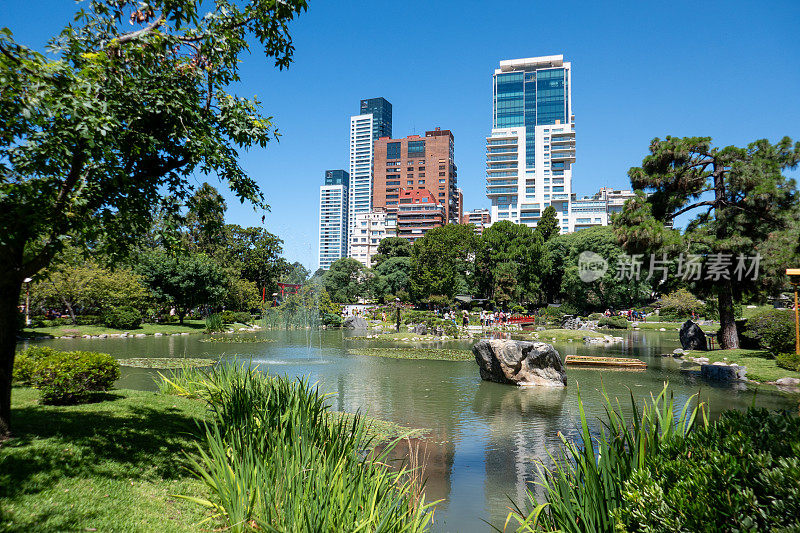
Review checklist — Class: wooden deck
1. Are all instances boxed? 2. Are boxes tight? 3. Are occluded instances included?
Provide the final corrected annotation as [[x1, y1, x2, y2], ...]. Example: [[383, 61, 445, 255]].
[[564, 355, 647, 369]]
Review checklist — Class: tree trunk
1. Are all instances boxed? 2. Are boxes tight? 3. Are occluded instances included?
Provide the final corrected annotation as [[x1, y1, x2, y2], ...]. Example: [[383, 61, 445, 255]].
[[178, 310, 185, 325], [717, 280, 739, 349], [0, 277, 24, 440]]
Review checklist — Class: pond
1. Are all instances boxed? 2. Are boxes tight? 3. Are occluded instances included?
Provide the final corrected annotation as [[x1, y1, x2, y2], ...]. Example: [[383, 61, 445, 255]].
[[22, 329, 798, 532]]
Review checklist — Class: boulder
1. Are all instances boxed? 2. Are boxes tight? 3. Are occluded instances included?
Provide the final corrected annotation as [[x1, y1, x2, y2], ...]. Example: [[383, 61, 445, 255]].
[[343, 316, 369, 330], [679, 320, 708, 351], [412, 323, 428, 335], [700, 363, 747, 382], [472, 339, 567, 387], [673, 348, 685, 356], [560, 315, 581, 330], [776, 377, 800, 387]]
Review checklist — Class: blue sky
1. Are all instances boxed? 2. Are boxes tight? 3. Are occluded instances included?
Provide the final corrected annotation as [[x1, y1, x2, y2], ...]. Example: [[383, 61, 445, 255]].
[[6, 0, 800, 270]]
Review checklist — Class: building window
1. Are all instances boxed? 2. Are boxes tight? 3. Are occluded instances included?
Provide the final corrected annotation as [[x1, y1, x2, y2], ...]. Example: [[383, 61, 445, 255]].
[[418, 173, 425, 177], [408, 140, 425, 156], [387, 142, 401, 160], [418, 180, 425, 184]]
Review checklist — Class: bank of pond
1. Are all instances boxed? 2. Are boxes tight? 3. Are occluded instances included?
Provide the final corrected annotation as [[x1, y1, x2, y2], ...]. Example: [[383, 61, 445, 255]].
[[3, 328, 799, 531]]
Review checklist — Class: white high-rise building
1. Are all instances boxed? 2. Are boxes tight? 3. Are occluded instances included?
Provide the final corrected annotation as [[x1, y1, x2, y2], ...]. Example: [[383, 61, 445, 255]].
[[318, 170, 349, 270], [348, 98, 392, 256], [486, 55, 576, 233], [349, 209, 388, 268]]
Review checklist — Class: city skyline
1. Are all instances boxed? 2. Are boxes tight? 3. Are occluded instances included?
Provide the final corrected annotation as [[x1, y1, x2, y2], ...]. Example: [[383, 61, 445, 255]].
[[6, 0, 799, 271]]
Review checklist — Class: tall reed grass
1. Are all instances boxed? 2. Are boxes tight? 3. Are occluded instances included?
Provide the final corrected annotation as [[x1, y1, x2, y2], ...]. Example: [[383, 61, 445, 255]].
[[160, 363, 435, 532], [505, 383, 708, 533]]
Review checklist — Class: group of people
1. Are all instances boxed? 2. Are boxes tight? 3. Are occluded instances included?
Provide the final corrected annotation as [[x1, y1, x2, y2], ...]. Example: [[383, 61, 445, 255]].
[[604, 308, 646, 321], [479, 310, 509, 327], [439, 309, 470, 327]]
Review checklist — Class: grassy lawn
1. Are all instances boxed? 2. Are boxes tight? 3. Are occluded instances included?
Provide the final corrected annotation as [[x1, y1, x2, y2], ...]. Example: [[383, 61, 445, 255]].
[[521, 328, 607, 342], [0, 387, 210, 532], [741, 305, 775, 319], [632, 321, 719, 333], [694, 349, 800, 383], [349, 347, 474, 361], [349, 331, 469, 342], [20, 319, 207, 338]]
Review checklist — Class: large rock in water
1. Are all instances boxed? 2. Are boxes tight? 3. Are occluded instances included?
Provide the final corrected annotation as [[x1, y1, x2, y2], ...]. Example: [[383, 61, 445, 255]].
[[679, 320, 708, 351], [473, 339, 567, 387], [343, 316, 368, 329]]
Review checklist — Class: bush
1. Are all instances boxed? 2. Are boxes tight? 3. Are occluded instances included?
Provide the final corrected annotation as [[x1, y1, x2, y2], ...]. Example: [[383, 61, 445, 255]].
[[102, 306, 142, 329], [658, 288, 703, 319], [13, 346, 61, 385], [776, 352, 800, 372], [510, 304, 526, 315], [740, 309, 796, 353], [205, 313, 224, 333], [31, 350, 120, 404], [221, 310, 252, 324], [614, 408, 800, 532], [321, 312, 342, 327], [588, 312, 603, 321], [41, 317, 73, 327], [598, 315, 629, 329], [76, 314, 102, 325]]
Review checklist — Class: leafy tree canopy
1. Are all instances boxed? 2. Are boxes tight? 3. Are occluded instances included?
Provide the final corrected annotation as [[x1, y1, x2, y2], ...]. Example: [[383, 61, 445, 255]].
[[371, 237, 412, 267], [536, 205, 560, 242], [410, 224, 478, 300]]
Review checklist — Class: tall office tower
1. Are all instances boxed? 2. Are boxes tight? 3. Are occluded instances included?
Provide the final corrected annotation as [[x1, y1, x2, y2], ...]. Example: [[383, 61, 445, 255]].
[[486, 55, 575, 232], [348, 98, 392, 255], [373, 128, 459, 223], [318, 170, 349, 270]]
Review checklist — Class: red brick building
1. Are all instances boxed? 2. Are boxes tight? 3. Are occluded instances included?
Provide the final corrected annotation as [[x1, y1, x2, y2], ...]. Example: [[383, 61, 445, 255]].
[[396, 189, 445, 243], [373, 128, 458, 224]]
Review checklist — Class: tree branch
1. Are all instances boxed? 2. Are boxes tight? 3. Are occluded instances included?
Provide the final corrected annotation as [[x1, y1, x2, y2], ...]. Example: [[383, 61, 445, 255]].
[[178, 16, 256, 42], [667, 200, 717, 220], [114, 15, 166, 45]]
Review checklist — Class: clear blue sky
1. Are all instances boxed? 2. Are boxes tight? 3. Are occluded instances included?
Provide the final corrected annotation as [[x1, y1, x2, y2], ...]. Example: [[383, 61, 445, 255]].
[[6, 0, 800, 270]]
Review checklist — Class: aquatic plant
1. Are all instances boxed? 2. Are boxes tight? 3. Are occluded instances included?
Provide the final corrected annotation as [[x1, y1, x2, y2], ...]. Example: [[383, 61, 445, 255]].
[[162, 364, 437, 531], [506, 383, 707, 533]]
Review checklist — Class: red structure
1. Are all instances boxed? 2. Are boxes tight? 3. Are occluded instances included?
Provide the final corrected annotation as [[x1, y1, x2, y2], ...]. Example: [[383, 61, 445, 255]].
[[276, 283, 301, 299]]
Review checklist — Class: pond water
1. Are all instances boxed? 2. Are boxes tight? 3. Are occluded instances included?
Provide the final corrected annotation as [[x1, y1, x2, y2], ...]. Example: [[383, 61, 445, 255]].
[[21, 329, 798, 532]]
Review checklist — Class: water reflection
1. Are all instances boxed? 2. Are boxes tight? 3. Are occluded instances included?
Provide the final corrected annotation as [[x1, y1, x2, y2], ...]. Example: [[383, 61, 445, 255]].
[[18, 329, 799, 532]]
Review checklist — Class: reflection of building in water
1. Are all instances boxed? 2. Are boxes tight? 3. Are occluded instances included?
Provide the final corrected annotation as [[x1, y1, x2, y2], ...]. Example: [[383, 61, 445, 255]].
[[472, 382, 568, 512]]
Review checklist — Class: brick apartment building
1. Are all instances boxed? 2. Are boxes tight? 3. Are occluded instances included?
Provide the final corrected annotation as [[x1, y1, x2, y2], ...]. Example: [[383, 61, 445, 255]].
[[372, 128, 459, 224], [396, 189, 445, 243]]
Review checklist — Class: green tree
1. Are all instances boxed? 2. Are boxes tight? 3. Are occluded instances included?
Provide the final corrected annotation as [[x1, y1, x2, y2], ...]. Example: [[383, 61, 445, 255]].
[[284, 261, 310, 285], [0, 0, 306, 435], [615, 136, 800, 348], [137, 251, 227, 323], [322, 258, 368, 304], [186, 183, 227, 252], [223, 225, 289, 297], [475, 220, 545, 306], [374, 256, 411, 297], [371, 237, 412, 267], [536, 205, 560, 241], [410, 225, 478, 300], [553, 226, 651, 313]]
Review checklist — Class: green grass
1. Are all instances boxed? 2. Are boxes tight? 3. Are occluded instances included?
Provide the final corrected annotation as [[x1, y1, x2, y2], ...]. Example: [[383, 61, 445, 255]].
[[349, 347, 474, 361], [631, 321, 718, 333], [741, 305, 775, 319], [20, 320, 207, 338], [0, 387, 210, 532], [349, 331, 469, 342], [521, 328, 607, 342], [697, 349, 800, 383]]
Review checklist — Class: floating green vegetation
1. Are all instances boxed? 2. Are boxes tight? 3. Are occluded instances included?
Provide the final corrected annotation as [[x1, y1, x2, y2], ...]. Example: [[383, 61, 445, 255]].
[[200, 335, 274, 343], [117, 357, 215, 369], [349, 347, 473, 361]]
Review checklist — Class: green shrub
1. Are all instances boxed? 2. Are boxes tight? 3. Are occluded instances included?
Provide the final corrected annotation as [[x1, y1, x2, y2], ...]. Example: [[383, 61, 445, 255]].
[[102, 306, 142, 329], [658, 288, 703, 320], [510, 304, 526, 314], [31, 350, 120, 404], [221, 310, 252, 324], [41, 317, 73, 327], [13, 346, 62, 384], [588, 312, 603, 321], [322, 312, 342, 327], [740, 309, 795, 353], [598, 315, 629, 329], [205, 313, 224, 333], [776, 352, 800, 372], [614, 408, 800, 533], [76, 314, 102, 326]]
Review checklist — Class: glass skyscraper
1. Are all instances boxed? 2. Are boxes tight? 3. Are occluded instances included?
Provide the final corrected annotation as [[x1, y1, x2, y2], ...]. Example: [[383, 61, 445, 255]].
[[348, 97, 392, 256], [486, 55, 575, 232]]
